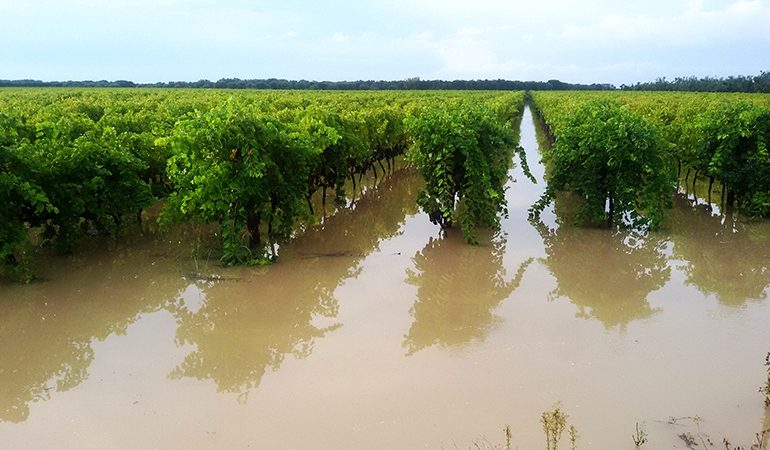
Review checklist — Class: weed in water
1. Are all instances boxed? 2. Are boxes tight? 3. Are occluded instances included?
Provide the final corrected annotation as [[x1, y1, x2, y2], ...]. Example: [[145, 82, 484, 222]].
[[504, 425, 513, 450], [568, 425, 578, 450], [469, 436, 498, 450], [722, 428, 769, 450], [762, 352, 770, 407], [753, 428, 770, 450], [690, 415, 713, 448], [632, 422, 648, 448], [679, 432, 698, 448], [541, 404, 569, 450]]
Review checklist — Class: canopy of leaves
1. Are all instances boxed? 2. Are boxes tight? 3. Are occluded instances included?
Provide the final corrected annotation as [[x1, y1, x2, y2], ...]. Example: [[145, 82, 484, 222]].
[[164, 101, 321, 265], [694, 101, 770, 216], [406, 103, 524, 242], [531, 99, 675, 229], [0, 89, 526, 279], [1, 110, 152, 280]]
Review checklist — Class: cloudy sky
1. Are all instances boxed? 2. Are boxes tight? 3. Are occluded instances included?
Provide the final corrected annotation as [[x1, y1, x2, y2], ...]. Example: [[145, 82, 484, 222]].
[[1, 0, 768, 85]]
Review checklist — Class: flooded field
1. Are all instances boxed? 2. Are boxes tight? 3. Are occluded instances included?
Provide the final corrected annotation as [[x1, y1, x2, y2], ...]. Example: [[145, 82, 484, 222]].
[[2, 106, 769, 449]]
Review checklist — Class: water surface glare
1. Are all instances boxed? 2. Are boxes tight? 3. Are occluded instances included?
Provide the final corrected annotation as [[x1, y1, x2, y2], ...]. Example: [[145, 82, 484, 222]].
[[2, 106, 770, 449]]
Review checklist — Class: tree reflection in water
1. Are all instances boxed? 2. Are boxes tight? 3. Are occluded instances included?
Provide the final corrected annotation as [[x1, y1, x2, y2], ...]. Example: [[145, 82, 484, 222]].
[[0, 234, 191, 423], [168, 168, 421, 397], [168, 271, 342, 400], [669, 193, 770, 306], [532, 219, 670, 330], [403, 229, 532, 355]]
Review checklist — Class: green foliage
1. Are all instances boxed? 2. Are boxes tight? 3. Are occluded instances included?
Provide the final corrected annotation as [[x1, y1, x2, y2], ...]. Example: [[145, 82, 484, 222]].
[[161, 96, 417, 265], [164, 101, 320, 265], [0, 133, 55, 281], [0, 88, 529, 278], [534, 90, 770, 219], [531, 99, 675, 229], [294, 105, 363, 206], [1, 103, 154, 280], [694, 101, 770, 216], [27, 122, 153, 252], [406, 103, 520, 242]]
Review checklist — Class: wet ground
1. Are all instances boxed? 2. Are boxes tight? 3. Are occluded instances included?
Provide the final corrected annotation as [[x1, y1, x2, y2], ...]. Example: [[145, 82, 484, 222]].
[[1, 106, 769, 449]]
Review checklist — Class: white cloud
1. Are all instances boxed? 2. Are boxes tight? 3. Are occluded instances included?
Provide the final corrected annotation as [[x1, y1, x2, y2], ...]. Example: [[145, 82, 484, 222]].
[[561, 0, 770, 46], [329, 32, 352, 44], [434, 29, 498, 74], [176, 8, 297, 45], [0, 0, 767, 83]]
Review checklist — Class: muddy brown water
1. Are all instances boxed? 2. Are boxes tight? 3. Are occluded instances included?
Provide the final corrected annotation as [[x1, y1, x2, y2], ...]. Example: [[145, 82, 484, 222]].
[[2, 106, 769, 449]]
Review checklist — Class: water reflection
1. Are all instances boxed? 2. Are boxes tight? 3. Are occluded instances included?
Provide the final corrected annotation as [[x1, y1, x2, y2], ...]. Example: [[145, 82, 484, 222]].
[[403, 230, 531, 354], [0, 238, 189, 423], [533, 220, 670, 329], [168, 275, 342, 399], [527, 103, 668, 329], [169, 169, 421, 396], [669, 194, 770, 306]]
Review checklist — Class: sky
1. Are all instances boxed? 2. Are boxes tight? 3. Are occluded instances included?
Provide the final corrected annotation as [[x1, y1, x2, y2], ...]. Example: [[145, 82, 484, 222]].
[[1, 0, 769, 85]]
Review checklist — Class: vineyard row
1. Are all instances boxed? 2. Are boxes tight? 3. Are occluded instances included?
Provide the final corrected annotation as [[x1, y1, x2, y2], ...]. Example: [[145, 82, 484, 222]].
[[1, 90, 526, 280]]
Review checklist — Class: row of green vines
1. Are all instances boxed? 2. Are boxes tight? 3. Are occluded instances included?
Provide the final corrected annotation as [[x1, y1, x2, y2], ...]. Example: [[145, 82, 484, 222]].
[[529, 98, 675, 229], [532, 91, 770, 223], [406, 102, 532, 242], [0, 90, 526, 280]]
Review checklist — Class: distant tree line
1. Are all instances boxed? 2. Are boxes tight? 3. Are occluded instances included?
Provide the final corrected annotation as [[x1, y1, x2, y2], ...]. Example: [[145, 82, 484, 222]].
[[621, 71, 770, 93], [2, 72, 768, 91], [0, 79, 140, 88], [0, 77, 614, 91]]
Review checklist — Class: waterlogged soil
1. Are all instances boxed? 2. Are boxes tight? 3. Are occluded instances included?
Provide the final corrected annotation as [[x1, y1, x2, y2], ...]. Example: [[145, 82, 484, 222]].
[[2, 107, 770, 449]]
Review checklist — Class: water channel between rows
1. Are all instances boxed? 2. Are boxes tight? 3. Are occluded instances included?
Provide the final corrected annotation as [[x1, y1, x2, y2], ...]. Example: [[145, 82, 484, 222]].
[[1, 106, 769, 449]]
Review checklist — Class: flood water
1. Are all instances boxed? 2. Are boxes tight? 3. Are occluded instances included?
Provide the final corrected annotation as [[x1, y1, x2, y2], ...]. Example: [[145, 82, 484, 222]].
[[2, 106, 770, 449]]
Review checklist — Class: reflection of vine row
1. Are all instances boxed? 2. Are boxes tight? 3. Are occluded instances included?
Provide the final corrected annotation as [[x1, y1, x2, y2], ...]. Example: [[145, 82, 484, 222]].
[[0, 234, 191, 423], [403, 229, 533, 355], [668, 193, 770, 306], [166, 167, 422, 395], [530, 216, 669, 329], [0, 163, 424, 421]]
